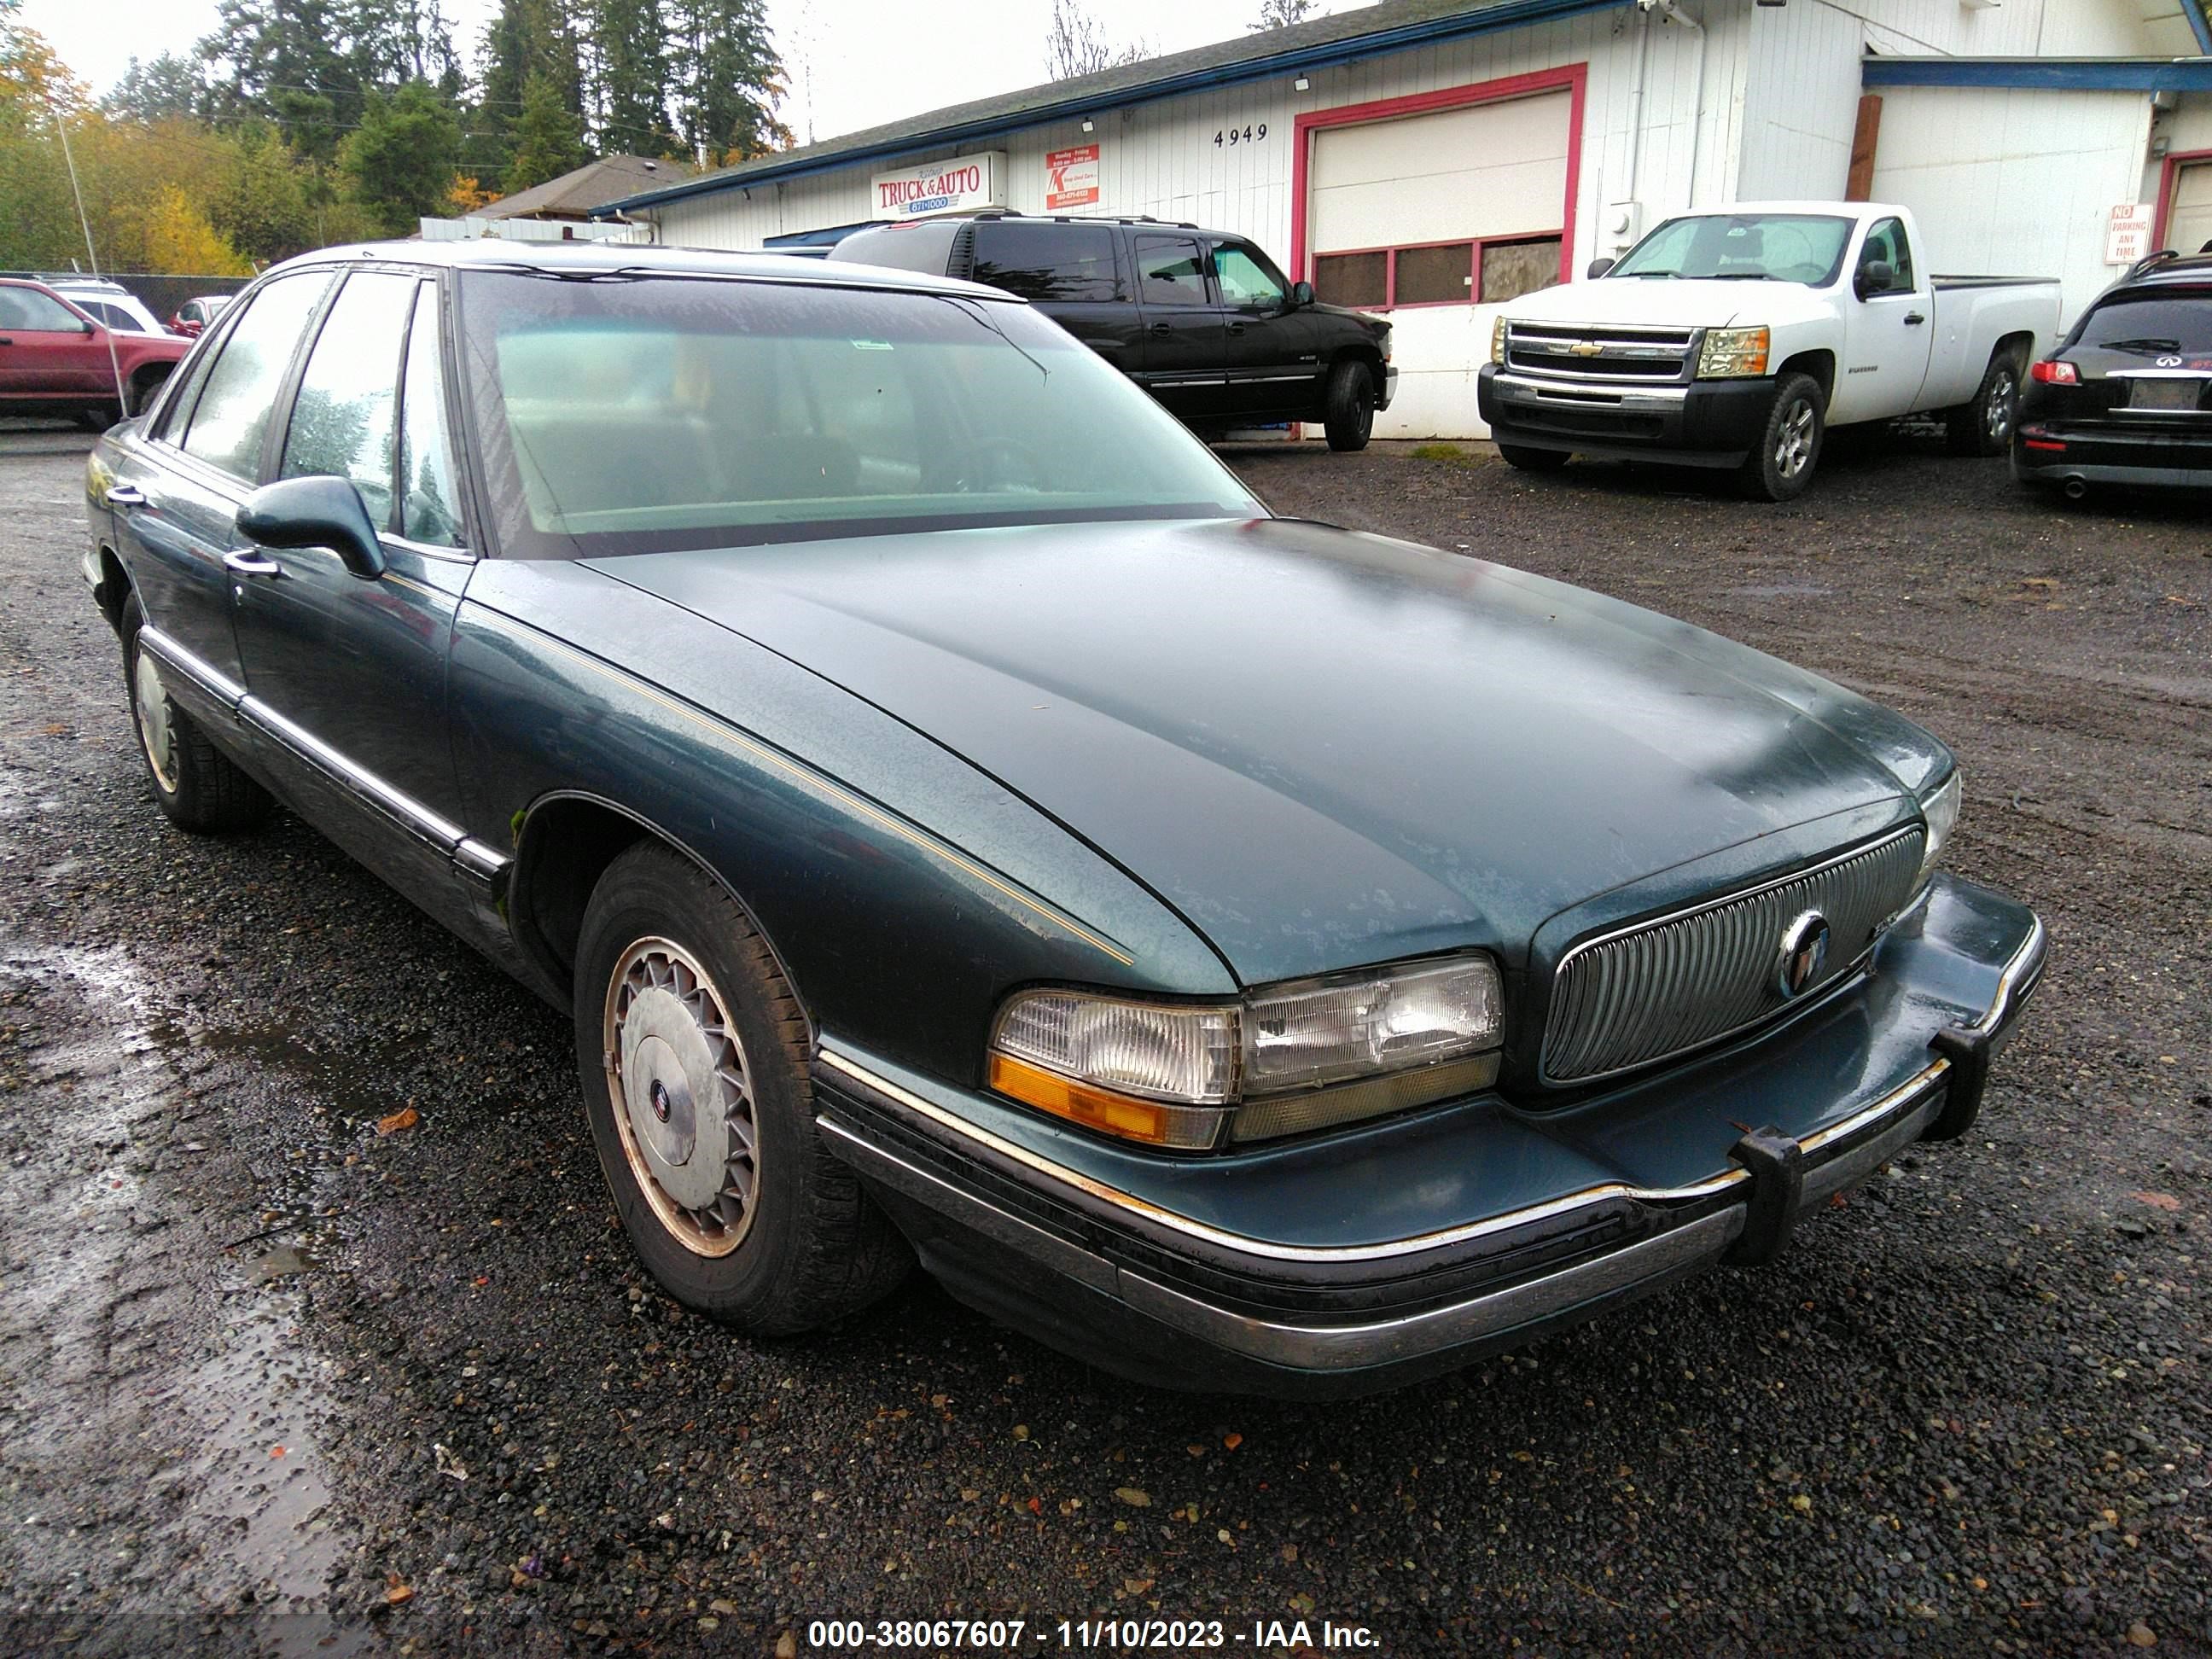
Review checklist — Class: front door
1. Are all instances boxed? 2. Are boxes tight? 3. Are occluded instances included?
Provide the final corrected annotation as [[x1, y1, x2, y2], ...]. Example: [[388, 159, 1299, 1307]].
[[1832, 215, 1936, 424], [1210, 239, 1324, 420], [0, 282, 111, 396], [1130, 234, 1225, 421], [227, 268, 478, 914]]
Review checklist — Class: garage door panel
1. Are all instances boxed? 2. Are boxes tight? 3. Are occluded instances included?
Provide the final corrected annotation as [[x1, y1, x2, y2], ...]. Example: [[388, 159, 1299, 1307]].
[[1312, 155, 1569, 250], [1311, 92, 1570, 185]]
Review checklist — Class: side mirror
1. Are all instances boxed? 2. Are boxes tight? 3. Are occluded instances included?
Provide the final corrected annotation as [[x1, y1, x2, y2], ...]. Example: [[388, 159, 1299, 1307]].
[[77, 320, 96, 335], [1289, 280, 1314, 309], [1586, 257, 1615, 279], [1854, 259, 1894, 300], [236, 476, 387, 580]]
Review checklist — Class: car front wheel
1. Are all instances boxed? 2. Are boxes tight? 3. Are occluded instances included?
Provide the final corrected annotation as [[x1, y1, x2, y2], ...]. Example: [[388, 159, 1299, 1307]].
[[573, 841, 910, 1334], [1323, 360, 1376, 451], [1739, 372, 1825, 502]]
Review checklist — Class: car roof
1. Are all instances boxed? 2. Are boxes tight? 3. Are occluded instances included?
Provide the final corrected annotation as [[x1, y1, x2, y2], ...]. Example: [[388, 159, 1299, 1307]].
[[2114, 251, 2212, 288], [258, 237, 1022, 302]]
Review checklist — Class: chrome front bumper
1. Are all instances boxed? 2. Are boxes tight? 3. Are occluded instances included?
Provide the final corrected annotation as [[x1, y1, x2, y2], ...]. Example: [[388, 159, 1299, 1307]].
[[816, 893, 2046, 1398]]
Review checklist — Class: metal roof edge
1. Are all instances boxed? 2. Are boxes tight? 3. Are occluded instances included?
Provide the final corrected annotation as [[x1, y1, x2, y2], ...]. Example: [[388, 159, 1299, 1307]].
[[596, 0, 1627, 218], [1861, 55, 2212, 92]]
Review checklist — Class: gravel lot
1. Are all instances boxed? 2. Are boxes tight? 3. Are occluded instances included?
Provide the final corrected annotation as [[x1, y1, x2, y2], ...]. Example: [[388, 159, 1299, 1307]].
[[1, 423, 2207, 1656]]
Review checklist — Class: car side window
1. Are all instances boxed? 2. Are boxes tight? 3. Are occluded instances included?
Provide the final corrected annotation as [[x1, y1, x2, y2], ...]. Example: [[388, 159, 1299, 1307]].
[[398, 282, 465, 548], [1213, 243, 1286, 310], [181, 271, 332, 481], [970, 222, 1120, 302], [0, 285, 88, 332], [1134, 236, 1212, 308], [1862, 218, 1915, 293], [280, 270, 417, 527]]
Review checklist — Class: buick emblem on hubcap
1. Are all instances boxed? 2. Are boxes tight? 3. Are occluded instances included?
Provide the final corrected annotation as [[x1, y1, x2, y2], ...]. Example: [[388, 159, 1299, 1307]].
[[1776, 910, 1831, 998]]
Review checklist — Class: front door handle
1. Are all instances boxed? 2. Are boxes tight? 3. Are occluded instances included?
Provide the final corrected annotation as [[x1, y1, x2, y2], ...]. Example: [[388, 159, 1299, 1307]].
[[1227, 321, 1247, 335], [1904, 312, 1926, 326], [1150, 322, 1173, 335], [223, 550, 283, 579], [105, 485, 146, 508]]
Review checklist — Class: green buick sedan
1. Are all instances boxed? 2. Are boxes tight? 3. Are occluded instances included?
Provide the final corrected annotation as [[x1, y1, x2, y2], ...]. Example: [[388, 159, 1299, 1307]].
[[84, 242, 2045, 1398]]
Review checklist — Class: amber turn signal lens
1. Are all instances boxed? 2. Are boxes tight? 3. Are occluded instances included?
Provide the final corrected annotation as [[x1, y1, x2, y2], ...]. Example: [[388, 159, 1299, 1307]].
[[986, 1053, 1227, 1150]]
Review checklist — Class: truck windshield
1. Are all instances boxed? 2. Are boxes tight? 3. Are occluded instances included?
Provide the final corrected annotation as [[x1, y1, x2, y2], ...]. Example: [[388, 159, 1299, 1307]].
[[455, 270, 1261, 558], [1609, 214, 1854, 285]]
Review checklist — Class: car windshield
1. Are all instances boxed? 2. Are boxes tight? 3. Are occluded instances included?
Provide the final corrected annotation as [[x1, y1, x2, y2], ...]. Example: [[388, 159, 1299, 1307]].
[[2071, 289, 2212, 356], [455, 270, 1261, 557], [1608, 214, 1854, 285]]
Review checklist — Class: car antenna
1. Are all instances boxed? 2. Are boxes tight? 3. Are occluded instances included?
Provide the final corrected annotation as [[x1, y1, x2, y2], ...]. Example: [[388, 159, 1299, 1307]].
[[47, 96, 127, 416]]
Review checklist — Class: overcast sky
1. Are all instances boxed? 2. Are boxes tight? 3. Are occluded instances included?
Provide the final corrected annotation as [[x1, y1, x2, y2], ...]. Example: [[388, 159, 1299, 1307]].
[[19, 0, 1335, 148]]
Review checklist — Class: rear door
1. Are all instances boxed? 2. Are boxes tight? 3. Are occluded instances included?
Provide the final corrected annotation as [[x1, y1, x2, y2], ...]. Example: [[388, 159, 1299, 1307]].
[[1833, 215, 1936, 422], [1129, 233, 1226, 420], [228, 267, 477, 905], [1210, 238, 1324, 419], [968, 219, 1142, 373], [0, 282, 110, 396]]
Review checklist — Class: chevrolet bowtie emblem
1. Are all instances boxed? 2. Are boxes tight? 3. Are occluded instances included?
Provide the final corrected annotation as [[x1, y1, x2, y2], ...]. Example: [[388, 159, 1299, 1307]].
[[1568, 341, 1604, 358]]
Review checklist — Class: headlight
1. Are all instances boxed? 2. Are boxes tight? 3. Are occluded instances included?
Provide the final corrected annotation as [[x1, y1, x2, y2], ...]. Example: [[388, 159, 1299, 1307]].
[[1697, 325, 1771, 379], [1491, 315, 1509, 364], [990, 955, 1505, 1149], [1916, 769, 1961, 888]]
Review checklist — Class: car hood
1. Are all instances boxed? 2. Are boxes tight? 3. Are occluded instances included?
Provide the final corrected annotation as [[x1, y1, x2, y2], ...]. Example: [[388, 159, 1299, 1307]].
[[592, 518, 1941, 985], [1507, 276, 1839, 330]]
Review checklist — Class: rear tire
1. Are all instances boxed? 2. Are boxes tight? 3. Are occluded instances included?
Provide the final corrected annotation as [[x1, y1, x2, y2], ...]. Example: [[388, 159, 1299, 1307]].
[[119, 592, 272, 833], [1944, 348, 2023, 457], [1323, 360, 1376, 451], [1738, 372, 1825, 502], [1497, 442, 1570, 473], [573, 841, 911, 1335]]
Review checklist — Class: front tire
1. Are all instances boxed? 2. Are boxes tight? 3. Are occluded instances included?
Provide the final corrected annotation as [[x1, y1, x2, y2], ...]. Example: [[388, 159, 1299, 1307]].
[[1738, 372, 1825, 502], [119, 592, 271, 833], [1945, 348, 2023, 457], [1497, 441, 1570, 473], [573, 841, 910, 1335], [1323, 360, 1376, 451]]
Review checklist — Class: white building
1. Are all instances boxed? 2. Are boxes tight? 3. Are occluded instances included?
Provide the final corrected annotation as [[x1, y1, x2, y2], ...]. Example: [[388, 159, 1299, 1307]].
[[602, 0, 2212, 439]]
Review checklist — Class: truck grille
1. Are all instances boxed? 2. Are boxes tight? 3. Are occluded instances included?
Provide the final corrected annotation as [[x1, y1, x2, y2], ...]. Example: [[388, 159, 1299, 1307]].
[[1542, 829, 1926, 1084], [1505, 322, 1697, 385]]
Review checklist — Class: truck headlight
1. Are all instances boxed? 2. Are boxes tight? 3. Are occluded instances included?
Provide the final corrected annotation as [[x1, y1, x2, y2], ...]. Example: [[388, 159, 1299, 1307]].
[[1916, 769, 1961, 888], [1697, 325, 1770, 379], [990, 956, 1505, 1149], [1491, 315, 1509, 364]]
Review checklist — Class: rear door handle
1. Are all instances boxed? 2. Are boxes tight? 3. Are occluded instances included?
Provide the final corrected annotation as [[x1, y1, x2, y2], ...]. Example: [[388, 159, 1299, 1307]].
[[223, 550, 283, 578], [1904, 312, 1926, 326], [105, 485, 146, 508], [1150, 322, 1173, 335]]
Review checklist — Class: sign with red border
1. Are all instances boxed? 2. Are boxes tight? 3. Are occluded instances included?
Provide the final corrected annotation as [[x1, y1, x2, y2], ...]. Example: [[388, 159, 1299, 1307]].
[[1045, 144, 1100, 212]]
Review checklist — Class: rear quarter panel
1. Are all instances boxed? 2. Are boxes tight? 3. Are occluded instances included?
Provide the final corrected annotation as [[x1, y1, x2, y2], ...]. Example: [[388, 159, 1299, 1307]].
[[1924, 282, 2061, 406]]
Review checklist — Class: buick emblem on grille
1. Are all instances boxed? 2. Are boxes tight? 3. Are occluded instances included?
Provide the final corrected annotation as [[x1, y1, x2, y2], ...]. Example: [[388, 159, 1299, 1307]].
[[1776, 911, 1832, 998], [1569, 341, 1604, 358]]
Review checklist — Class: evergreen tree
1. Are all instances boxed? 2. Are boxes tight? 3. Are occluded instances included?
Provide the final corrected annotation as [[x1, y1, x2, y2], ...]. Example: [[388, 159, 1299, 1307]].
[[591, 0, 673, 156], [505, 71, 585, 190], [105, 53, 210, 124], [340, 78, 462, 234], [668, 0, 788, 165], [198, 0, 358, 159], [476, 0, 585, 182]]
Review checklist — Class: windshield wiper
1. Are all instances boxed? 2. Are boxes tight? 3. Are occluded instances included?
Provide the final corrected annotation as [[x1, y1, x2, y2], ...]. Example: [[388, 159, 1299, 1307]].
[[2096, 336, 2182, 353], [1706, 273, 1778, 281]]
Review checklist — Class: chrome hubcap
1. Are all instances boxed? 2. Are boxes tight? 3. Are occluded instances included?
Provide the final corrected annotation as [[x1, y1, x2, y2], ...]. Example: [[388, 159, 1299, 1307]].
[[1985, 371, 2016, 443], [602, 937, 758, 1256], [1774, 399, 1817, 478], [132, 649, 178, 794]]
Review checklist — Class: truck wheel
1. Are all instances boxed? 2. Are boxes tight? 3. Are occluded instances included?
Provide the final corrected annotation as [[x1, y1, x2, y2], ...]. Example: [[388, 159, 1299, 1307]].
[[119, 592, 272, 833], [1497, 442, 1570, 473], [1738, 373, 1825, 502], [1945, 348, 2023, 457], [573, 841, 911, 1336], [1323, 360, 1376, 451]]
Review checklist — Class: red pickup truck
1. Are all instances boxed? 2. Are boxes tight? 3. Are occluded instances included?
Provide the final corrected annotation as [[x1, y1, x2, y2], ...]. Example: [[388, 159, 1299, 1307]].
[[0, 277, 191, 428]]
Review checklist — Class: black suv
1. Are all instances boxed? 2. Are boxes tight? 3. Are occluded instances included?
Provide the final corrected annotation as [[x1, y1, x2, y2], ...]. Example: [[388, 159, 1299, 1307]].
[[2014, 249, 2212, 499], [831, 213, 1395, 450]]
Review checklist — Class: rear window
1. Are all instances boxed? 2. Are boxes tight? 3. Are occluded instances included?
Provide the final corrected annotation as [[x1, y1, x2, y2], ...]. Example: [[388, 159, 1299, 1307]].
[[2070, 289, 2212, 357], [830, 222, 960, 276], [969, 222, 1121, 302]]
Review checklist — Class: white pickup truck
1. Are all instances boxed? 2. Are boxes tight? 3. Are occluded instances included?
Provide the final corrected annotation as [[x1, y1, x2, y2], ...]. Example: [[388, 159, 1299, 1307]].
[[1476, 201, 2062, 500]]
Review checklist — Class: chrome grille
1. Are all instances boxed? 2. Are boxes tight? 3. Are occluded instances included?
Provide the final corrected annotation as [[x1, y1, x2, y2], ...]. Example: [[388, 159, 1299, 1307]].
[[1542, 829, 1926, 1084], [1505, 321, 1697, 385]]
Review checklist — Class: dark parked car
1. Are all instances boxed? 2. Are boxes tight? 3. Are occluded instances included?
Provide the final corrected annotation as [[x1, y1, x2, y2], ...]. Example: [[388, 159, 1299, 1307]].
[[1, 276, 189, 426], [831, 212, 1395, 450], [2014, 249, 2212, 498], [86, 242, 2043, 1399]]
